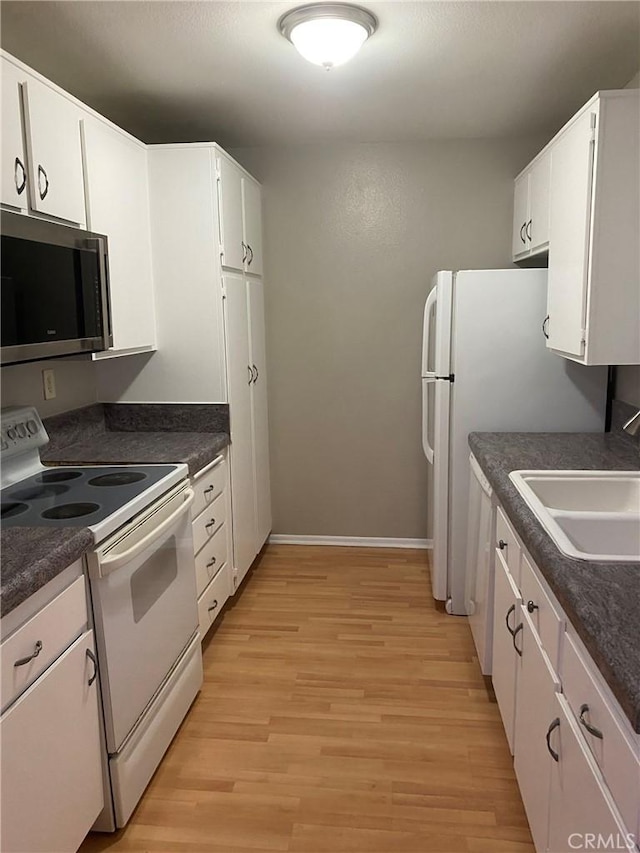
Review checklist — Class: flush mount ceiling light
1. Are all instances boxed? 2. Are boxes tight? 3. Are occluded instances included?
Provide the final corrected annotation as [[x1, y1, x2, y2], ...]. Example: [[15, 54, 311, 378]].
[[278, 3, 378, 70]]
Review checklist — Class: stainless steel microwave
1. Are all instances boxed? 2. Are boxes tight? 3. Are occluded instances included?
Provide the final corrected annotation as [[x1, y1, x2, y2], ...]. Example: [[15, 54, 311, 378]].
[[1, 211, 112, 365]]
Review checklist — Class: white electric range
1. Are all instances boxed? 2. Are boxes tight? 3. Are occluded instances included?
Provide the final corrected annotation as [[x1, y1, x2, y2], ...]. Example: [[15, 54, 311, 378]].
[[0, 406, 203, 831]]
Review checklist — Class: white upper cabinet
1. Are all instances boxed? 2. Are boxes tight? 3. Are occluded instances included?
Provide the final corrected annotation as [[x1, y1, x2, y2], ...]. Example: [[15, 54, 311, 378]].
[[22, 75, 86, 225], [217, 155, 245, 271], [83, 118, 156, 355], [242, 177, 263, 276], [1, 58, 28, 211], [512, 151, 550, 260]]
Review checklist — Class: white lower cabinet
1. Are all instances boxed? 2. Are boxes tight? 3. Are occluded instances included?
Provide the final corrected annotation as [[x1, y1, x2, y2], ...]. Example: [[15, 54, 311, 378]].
[[487, 497, 639, 853], [547, 695, 630, 853], [513, 613, 560, 853], [0, 630, 103, 853]]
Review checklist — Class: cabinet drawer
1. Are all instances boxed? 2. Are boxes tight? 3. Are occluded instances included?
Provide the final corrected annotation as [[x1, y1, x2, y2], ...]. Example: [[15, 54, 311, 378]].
[[194, 523, 229, 597], [192, 491, 226, 555], [191, 455, 227, 522], [519, 553, 563, 671], [197, 565, 230, 640], [561, 633, 639, 834], [496, 507, 521, 584], [1, 575, 88, 712]]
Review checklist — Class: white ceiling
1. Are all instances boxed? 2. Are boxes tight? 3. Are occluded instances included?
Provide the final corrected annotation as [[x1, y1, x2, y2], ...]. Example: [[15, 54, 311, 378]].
[[1, 1, 639, 147]]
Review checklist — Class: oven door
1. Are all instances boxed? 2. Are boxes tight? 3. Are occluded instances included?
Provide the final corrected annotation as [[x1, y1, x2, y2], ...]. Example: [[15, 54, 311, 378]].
[[87, 483, 198, 753]]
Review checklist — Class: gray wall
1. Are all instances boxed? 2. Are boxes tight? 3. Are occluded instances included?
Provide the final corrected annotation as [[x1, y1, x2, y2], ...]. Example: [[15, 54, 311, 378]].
[[233, 139, 544, 539], [1, 358, 97, 417]]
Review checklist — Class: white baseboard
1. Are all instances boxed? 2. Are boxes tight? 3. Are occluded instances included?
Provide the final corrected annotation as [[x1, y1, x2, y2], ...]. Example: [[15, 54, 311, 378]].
[[268, 534, 433, 550]]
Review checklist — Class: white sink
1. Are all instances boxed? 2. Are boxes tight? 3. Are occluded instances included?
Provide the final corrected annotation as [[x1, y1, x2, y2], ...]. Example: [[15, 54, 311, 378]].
[[509, 471, 640, 562]]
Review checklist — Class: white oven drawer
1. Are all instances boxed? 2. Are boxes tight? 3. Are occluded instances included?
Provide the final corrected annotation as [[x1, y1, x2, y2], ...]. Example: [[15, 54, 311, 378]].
[[197, 565, 230, 640], [192, 491, 226, 555], [194, 523, 229, 597], [191, 455, 227, 522], [1, 575, 88, 712]]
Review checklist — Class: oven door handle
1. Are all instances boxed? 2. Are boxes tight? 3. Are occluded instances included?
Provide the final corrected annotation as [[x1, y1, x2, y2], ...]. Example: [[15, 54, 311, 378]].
[[98, 489, 195, 576]]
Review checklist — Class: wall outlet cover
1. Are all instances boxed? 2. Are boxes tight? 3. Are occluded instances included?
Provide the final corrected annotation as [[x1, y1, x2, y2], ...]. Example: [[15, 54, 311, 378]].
[[42, 368, 56, 400]]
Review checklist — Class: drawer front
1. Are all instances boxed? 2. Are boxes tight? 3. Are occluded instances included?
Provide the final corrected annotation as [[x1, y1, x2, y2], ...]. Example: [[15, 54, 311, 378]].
[[496, 507, 522, 585], [561, 633, 639, 834], [192, 491, 226, 555], [191, 455, 227, 522], [194, 523, 229, 597], [197, 565, 230, 640], [1, 575, 88, 712], [519, 553, 563, 671]]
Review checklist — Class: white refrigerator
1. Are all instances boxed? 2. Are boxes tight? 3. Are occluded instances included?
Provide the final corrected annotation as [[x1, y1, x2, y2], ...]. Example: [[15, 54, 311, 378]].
[[422, 269, 607, 616]]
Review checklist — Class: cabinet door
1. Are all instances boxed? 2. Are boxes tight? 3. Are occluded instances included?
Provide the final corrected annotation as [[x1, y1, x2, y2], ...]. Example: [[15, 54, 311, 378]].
[[242, 177, 263, 277], [513, 612, 560, 853], [217, 156, 244, 271], [547, 694, 629, 853], [491, 552, 521, 753], [547, 108, 597, 358], [22, 76, 86, 225], [1, 59, 28, 211], [247, 278, 272, 549], [0, 631, 103, 853], [528, 151, 550, 254], [224, 273, 257, 582], [512, 172, 529, 259], [83, 119, 156, 353]]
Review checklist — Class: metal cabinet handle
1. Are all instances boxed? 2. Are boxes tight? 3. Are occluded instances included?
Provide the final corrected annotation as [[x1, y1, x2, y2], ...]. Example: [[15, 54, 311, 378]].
[[505, 604, 516, 637], [252, 364, 259, 383], [205, 518, 216, 530], [14, 640, 43, 668], [542, 315, 550, 340], [247, 244, 254, 266], [37, 165, 49, 200], [527, 600, 539, 614], [248, 365, 254, 384], [203, 485, 215, 495], [512, 622, 523, 656], [579, 704, 603, 740], [526, 219, 532, 241], [498, 539, 507, 550], [14, 157, 26, 195], [241, 241, 247, 263], [546, 717, 560, 761], [207, 599, 219, 613], [519, 222, 526, 245], [206, 557, 217, 569], [86, 648, 98, 686]]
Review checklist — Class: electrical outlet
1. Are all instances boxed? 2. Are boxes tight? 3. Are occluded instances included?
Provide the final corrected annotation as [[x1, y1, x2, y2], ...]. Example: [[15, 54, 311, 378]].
[[42, 368, 56, 400]]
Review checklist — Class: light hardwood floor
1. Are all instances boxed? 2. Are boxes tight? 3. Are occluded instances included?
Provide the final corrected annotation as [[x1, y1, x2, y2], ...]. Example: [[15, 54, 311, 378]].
[[80, 545, 534, 853]]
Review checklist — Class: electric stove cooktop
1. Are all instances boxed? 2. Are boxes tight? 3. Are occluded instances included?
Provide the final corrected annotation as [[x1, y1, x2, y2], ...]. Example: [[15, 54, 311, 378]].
[[0, 464, 180, 529]]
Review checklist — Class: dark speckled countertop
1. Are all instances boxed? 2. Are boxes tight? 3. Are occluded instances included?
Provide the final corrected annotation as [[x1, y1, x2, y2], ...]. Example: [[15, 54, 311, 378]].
[[469, 403, 640, 732], [1, 403, 230, 618]]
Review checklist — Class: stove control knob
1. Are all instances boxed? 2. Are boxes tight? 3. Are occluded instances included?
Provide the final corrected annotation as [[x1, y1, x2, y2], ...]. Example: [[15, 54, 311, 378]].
[[17, 423, 28, 438], [6, 428, 17, 441], [26, 420, 39, 435]]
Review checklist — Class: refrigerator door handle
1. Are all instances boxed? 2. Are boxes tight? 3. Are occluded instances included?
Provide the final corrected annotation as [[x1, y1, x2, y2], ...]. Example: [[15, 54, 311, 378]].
[[422, 376, 437, 463], [421, 285, 438, 377]]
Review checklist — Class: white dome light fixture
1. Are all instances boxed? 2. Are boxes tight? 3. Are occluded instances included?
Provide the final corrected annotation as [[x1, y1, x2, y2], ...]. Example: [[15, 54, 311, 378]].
[[279, 3, 378, 70]]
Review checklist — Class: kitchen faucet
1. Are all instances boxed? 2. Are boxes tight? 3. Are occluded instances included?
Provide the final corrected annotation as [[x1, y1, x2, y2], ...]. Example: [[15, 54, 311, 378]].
[[622, 408, 640, 436]]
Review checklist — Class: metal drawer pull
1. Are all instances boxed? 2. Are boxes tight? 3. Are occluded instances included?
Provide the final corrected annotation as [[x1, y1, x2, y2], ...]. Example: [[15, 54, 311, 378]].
[[86, 648, 98, 686], [252, 364, 259, 383], [206, 557, 217, 569], [203, 485, 215, 495], [512, 622, 523, 656], [247, 244, 253, 265], [37, 164, 49, 200], [248, 365, 254, 384], [14, 640, 43, 668], [526, 219, 532, 241], [579, 704, 603, 740], [505, 604, 516, 637], [205, 518, 216, 529], [498, 539, 507, 550], [546, 717, 560, 761], [519, 223, 526, 244], [527, 600, 539, 613], [14, 157, 26, 194], [542, 315, 550, 339], [241, 241, 247, 263], [208, 600, 219, 613]]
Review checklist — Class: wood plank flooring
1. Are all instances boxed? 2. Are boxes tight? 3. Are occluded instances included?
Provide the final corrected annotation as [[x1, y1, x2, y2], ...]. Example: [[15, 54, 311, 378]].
[[79, 545, 534, 853]]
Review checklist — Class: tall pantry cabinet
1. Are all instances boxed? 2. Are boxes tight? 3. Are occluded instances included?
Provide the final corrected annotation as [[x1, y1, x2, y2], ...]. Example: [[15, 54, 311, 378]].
[[142, 144, 272, 591]]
